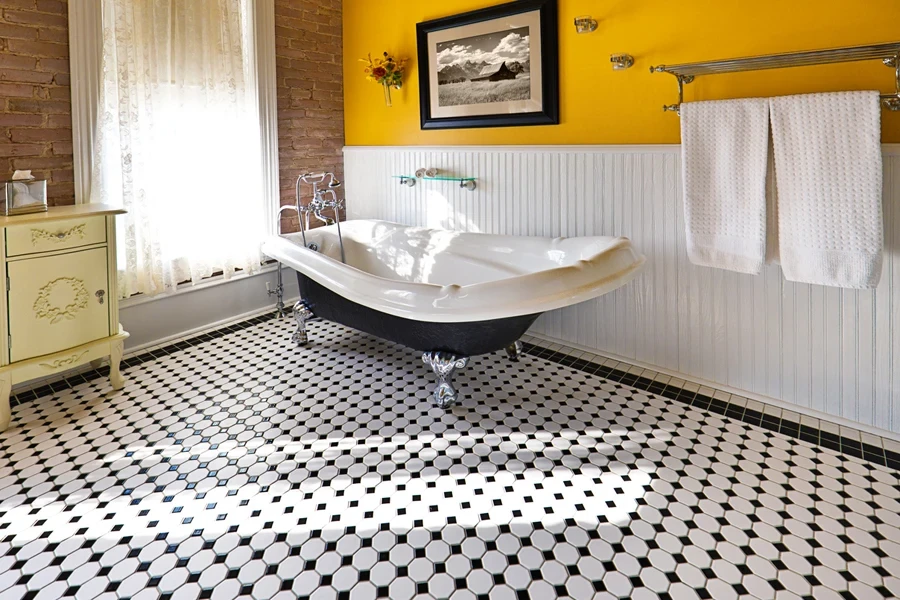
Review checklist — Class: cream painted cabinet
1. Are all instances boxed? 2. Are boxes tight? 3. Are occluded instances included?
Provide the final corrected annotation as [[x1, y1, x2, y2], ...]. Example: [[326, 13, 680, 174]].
[[0, 204, 128, 431], [9, 247, 110, 362]]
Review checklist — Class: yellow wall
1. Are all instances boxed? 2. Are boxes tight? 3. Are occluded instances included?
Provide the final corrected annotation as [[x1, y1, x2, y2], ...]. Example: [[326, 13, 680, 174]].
[[343, 0, 900, 145]]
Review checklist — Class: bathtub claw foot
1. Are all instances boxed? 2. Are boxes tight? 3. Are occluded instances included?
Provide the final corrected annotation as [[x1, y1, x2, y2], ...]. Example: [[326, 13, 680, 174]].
[[422, 352, 468, 408], [292, 300, 315, 347], [505, 341, 523, 362]]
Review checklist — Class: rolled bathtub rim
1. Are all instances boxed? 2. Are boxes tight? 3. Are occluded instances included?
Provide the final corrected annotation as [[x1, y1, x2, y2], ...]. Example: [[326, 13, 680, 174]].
[[261, 220, 646, 324]]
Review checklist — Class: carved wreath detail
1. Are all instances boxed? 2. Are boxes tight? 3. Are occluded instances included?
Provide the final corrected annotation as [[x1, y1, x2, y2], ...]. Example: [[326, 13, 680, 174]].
[[31, 224, 86, 246], [33, 277, 89, 324], [39, 351, 87, 370]]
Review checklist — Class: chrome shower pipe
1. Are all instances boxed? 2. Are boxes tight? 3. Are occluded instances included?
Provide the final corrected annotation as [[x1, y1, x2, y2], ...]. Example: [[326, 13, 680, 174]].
[[323, 173, 345, 265], [322, 188, 346, 264], [294, 174, 309, 249]]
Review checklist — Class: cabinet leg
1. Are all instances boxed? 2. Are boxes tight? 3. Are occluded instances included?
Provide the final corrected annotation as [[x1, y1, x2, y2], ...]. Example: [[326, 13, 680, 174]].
[[90, 358, 104, 369], [0, 373, 11, 432], [110, 340, 125, 391]]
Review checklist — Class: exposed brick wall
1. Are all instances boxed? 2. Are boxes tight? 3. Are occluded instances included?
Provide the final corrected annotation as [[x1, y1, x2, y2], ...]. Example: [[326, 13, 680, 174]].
[[0, 0, 346, 218], [275, 0, 344, 233], [0, 0, 73, 206]]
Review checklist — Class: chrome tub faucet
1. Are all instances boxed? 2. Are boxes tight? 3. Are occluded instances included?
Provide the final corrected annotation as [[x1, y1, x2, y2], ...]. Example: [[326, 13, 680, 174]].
[[304, 172, 343, 226], [276, 171, 345, 257], [270, 171, 346, 317], [293, 172, 345, 263]]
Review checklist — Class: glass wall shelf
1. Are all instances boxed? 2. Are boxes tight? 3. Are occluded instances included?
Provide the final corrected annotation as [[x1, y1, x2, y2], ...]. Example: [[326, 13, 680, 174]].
[[392, 175, 477, 191]]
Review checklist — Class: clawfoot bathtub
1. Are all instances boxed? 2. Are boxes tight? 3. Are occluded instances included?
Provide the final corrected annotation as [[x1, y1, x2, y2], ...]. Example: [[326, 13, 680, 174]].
[[262, 220, 645, 407]]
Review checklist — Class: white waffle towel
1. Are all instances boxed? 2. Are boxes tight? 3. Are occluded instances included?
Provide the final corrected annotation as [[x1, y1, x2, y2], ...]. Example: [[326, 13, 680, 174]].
[[769, 91, 883, 289], [681, 98, 770, 274]]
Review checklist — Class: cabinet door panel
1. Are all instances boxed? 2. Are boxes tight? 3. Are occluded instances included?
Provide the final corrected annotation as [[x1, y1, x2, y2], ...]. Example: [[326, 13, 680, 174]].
[[8, 247, 111, 362]]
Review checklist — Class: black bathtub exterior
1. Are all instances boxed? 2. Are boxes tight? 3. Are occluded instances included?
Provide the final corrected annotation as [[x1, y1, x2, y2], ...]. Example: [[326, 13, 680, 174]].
[[298, 274, 540, 357]]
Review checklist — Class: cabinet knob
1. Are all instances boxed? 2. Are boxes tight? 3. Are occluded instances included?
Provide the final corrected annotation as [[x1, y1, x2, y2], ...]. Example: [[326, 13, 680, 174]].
[[95, 290, 105, 304]]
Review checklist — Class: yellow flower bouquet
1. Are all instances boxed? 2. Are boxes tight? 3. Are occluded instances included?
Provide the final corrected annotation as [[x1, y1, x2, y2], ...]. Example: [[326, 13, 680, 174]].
[[361, 52, 407, 106]]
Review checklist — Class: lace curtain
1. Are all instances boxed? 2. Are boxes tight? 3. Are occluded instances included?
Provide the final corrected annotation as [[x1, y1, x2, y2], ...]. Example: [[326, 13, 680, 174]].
[[92, 0, 266, 298]]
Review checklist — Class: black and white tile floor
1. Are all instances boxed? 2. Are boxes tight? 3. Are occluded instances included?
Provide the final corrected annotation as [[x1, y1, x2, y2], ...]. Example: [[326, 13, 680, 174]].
[[1, 314, 899, 600]]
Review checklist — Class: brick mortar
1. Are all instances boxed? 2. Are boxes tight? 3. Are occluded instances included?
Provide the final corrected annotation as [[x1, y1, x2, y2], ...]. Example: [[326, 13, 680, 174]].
[[0, 0, 73, 205], [275, 0, 344, 233]]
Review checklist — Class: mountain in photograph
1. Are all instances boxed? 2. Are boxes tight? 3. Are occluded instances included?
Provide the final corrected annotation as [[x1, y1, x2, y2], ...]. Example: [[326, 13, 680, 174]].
[[437, 59, 529, 84]]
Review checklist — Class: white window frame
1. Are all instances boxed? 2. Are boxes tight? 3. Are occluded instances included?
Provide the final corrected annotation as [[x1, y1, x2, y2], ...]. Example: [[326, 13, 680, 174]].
[[67, 0, 280, 239]]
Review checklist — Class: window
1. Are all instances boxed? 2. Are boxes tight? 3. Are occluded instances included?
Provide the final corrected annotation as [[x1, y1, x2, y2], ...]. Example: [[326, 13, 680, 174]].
[[69, 0, 279, 298]]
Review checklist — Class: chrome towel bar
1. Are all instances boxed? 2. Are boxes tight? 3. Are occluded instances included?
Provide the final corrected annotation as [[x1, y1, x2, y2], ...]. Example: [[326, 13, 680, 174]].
[[650, 41, 900, 115]]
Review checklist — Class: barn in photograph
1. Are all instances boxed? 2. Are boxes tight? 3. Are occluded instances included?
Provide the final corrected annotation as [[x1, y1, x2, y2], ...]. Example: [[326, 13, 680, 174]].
[[471, 61, 517, 81]]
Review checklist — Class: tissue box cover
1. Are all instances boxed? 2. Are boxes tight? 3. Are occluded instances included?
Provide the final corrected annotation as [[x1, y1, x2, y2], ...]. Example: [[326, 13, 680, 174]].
[[1, 179, 48, 216]]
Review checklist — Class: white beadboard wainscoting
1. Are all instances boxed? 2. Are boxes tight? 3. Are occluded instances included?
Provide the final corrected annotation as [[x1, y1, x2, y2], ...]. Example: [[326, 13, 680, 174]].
[[344, 144, 900, 434]]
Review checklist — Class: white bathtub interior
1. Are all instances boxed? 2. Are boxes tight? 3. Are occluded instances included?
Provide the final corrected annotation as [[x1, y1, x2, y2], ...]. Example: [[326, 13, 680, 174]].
[[285, 220, 637, 287]]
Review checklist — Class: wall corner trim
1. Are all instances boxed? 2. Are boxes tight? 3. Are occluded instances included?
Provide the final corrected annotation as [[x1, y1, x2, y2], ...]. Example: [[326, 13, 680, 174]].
[[68, 1, 103, 205], [251, 0, 281, 235]]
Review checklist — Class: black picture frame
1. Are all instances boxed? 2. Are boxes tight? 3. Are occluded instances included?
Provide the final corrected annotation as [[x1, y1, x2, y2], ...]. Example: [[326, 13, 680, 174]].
[[416, 0, 559, 130]]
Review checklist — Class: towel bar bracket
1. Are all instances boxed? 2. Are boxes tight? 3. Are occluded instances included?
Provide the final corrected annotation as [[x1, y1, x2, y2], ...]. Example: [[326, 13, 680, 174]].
[[884, 54, 900, 112], [661, 73, 693, 114]]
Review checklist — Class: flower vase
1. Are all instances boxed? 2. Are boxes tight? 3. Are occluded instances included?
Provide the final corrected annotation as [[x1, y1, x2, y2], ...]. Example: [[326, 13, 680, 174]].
[[383, 82, 392, 107]]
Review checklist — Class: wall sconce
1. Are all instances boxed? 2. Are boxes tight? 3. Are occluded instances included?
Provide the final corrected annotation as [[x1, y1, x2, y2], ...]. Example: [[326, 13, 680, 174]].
[[610, 54, 635, 70], [573, 15, 598, 34]]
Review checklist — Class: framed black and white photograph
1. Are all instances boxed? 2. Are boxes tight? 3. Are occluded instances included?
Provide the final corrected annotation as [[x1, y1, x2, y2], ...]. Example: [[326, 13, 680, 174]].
[[416, 0, 559, 130]]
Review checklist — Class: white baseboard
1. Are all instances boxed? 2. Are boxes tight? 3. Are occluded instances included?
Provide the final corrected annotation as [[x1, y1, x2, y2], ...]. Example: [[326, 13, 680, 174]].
[[120, 266, 299, 349], [125, 295, 299, 356], [527, 331, 900, 445]]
